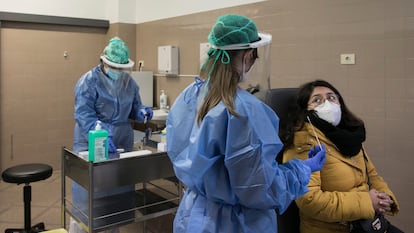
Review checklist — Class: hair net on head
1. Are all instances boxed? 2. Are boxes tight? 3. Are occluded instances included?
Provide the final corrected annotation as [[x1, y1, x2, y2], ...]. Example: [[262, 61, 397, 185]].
[[208, 14, 259, 47], [201, 14, 272, 82], [208, 14, 271, 50], [100, 37, 135, 69]]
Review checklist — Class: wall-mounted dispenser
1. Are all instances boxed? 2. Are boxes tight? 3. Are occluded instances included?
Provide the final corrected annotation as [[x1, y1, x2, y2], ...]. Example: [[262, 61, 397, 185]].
[[158, 45, 179, 75]]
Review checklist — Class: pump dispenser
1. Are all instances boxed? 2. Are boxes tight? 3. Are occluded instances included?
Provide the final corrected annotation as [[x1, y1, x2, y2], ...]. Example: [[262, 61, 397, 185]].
[[88, 120, 108, 162], [160, 90, 167, 110]]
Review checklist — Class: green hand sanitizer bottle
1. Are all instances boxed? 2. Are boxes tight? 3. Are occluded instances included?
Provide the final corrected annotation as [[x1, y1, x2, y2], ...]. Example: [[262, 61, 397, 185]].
[[88, 120, 108, 162]]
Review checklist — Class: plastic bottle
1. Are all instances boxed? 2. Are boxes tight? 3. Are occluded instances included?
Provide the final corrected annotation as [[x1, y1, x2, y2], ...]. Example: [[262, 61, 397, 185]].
[[157, 128, 167, 152], [160, 90, 167, 110], [88, 120, 108, 162]]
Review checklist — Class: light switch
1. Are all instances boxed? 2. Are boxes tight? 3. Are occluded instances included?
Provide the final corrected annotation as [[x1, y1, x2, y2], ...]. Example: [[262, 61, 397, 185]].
[[340, 53, 355, 65]]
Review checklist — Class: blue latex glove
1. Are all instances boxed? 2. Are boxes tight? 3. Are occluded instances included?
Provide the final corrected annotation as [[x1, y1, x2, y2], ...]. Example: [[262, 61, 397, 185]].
[[303, 144, 326, 172], [107, 137, 117, 153], [138, 107, 153, 122], [145, 107, 153, 121]]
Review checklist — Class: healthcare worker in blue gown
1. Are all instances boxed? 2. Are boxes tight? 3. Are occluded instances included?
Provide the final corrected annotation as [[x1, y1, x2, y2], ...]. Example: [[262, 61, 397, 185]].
[[166, 14, 327, 233], [70, 37, 153, 233]]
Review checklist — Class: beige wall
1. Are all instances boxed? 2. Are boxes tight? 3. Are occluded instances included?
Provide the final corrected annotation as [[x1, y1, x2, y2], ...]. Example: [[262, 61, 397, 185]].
[[0, 23, 107, 169], [0, 0, 412, 231], [135, 1, 413, 231], [0, 22, 137, 173]]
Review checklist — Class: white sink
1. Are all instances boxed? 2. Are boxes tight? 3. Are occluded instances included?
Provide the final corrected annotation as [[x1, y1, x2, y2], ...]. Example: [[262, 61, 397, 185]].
[[152, 109, 168, 121]]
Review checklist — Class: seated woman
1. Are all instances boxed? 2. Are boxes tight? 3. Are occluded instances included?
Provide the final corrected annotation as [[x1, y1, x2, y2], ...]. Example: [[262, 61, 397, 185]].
[[281, 80, 400, 233]]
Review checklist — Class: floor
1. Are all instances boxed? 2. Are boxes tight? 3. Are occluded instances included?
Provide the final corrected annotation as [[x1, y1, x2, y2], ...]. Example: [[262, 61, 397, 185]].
[[0, 170, 175, 233]]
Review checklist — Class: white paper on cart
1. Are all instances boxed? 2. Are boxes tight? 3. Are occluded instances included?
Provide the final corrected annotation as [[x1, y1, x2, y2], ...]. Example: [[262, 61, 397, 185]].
[[119, 150, 152, 158]]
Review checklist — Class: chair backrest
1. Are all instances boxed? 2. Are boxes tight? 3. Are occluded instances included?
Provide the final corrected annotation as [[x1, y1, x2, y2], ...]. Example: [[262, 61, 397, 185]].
[[264, 88, 298, 161], [264, 88, 300, 233], [264, 88, 298, 128]]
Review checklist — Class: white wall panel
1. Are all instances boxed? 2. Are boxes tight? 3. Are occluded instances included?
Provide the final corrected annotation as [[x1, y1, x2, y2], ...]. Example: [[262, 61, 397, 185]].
[[0, 0, 267, 23]]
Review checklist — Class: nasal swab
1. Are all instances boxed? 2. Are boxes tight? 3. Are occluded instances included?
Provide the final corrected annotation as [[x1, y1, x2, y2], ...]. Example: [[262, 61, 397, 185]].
[[306, 115, 322, 149]]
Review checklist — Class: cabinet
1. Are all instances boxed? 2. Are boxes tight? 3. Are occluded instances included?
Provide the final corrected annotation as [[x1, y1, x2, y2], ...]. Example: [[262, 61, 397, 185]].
[[61, 147, 181, 232]]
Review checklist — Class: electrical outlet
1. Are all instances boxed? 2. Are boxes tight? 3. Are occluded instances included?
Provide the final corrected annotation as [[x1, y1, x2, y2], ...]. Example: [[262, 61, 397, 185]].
[[138, 60, 144, 67], [340, 54, 355, 65]]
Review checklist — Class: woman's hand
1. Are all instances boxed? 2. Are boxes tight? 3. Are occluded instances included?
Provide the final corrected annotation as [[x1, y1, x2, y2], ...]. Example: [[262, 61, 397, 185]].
[[369, 189, 393, 214]]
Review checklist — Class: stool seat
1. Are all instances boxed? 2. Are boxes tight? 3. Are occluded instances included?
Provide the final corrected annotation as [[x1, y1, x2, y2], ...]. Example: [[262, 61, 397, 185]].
[[2, 163, 53, 184], [2, 163, 53, 233]]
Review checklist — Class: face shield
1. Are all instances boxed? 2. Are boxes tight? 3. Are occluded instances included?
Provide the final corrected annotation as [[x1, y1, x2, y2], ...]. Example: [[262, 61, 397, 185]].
[[100, 62, 132, 95], [99, 37, 135, 94], [100, 37, 134, 68], [101, 55, 134, 71], [104, 64, 132, 75], [102, 61, 132, 80], [212, 33, 272, 101]]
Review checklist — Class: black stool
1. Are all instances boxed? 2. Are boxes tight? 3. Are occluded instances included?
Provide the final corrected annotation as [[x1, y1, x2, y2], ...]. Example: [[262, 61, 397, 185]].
[[2, 163, 53, 233]]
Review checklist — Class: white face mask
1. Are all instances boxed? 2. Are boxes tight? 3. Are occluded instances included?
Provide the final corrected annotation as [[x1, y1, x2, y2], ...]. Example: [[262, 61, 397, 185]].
[[314, 100, 342, 126]]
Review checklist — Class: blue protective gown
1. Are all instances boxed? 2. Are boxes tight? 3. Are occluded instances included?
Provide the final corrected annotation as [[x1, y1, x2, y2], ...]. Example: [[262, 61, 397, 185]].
[[167, 78, 311, 233], [73, 64, 147, 153], [71, 65, 146, 228]]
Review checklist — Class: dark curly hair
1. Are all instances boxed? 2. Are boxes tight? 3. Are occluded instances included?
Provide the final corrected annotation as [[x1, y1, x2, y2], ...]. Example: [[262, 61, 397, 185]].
[[280, 80, 364, 149]]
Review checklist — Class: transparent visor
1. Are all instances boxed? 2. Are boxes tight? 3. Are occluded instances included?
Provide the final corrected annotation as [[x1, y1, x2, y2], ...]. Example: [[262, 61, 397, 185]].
[[206, 33, 272, 101], [238, 40, 272, 102], [212, 33, 272, 50], [104, 64, 132, 75], [100, 65, 132, 95], [100, 55, 135, 69]]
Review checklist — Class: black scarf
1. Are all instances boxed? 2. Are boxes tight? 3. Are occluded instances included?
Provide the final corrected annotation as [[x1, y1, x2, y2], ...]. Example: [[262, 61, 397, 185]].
[[306, 112, 366, 157]]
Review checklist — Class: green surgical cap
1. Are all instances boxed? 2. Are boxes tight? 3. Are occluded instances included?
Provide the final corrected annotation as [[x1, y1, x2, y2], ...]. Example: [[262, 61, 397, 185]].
[[201, 14, 268, 83], [208, 14, 259, 47], [101, 37, 134, 68]]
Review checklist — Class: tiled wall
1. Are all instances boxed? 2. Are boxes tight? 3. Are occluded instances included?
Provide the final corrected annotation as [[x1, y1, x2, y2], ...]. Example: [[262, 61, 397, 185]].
[[0, 0, 412, 231], [135, 1, 413, 230]]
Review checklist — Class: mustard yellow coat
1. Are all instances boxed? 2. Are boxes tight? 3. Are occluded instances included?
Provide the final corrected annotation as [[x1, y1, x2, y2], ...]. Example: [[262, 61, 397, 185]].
[[283, 123, 399, 233]]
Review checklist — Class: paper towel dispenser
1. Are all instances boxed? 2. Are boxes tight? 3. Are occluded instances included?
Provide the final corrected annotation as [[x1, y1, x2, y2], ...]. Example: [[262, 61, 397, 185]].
[[158, 45, 179, 75]]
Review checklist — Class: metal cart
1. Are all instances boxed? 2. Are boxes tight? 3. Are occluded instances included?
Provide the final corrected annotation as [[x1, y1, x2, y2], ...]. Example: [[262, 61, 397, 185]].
[[61, 147, 181, 233]]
